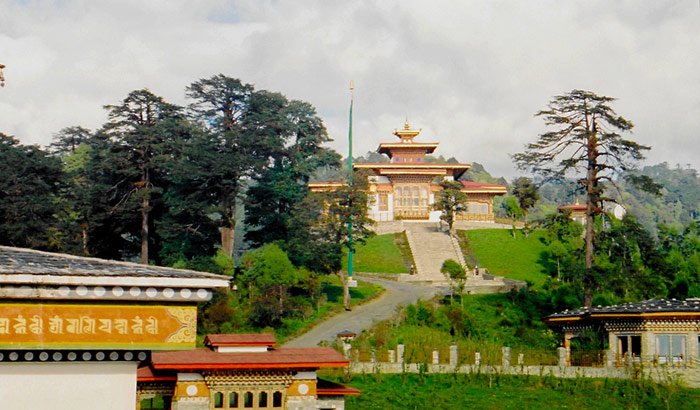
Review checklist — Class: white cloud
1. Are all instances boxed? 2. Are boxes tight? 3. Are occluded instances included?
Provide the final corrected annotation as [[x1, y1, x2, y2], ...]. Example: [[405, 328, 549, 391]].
[[1, 0, 698, 179]]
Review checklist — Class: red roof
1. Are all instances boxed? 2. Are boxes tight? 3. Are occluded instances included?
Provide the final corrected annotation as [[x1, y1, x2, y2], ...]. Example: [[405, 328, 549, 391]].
[[204, 333, 276, 347], [137, 364, 176, 382], [316, 379, 361, 396], [150, 347, 349, 371]]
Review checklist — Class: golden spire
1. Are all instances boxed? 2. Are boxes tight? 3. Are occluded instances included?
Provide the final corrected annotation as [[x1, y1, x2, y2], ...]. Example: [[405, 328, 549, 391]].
[[394, 118, 421, 142]]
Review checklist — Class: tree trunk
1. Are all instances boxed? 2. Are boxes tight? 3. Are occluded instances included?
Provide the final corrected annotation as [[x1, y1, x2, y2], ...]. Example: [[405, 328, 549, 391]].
[[81, 223, 89, 256], [339, 270, 351, 310], [220, 225, 235, 258], [583, 108, 597, 307], [140, 195, 149, 265]]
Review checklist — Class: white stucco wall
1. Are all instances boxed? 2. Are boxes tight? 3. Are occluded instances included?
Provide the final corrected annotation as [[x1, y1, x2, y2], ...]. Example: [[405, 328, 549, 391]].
[[0, 361, 137, 410]]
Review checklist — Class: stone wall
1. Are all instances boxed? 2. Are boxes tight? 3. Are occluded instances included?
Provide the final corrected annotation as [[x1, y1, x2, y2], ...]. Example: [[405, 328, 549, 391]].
[[346, 344, 700, 388]]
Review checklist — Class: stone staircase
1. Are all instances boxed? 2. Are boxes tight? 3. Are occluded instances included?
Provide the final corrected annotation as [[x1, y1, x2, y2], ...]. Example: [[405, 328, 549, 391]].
[[401, 222, 523, 292], [403, 222, 463, 282]]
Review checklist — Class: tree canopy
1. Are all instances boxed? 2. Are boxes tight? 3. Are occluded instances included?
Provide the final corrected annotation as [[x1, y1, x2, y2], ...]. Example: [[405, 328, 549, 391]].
[[513, 89, 655, 306]]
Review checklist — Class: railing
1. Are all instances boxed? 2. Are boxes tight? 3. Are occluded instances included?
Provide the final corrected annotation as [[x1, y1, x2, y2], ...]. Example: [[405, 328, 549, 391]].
[[394, 209, 430, 219]]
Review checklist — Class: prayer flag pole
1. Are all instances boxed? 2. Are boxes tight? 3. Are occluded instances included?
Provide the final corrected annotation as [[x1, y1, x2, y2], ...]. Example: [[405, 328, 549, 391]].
[[347, 81, 357, 289]]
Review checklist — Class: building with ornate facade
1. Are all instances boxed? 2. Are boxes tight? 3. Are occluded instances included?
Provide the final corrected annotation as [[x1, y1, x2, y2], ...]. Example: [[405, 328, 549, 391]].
[[546, 298, 700, 366], [137, 333, 359, 410], [0, 246, 230, 410], [310, 121, 506, 223]]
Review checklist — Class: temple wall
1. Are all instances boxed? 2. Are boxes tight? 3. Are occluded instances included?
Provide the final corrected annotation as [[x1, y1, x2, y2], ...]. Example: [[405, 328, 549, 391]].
[[0, 362, 137, 410]]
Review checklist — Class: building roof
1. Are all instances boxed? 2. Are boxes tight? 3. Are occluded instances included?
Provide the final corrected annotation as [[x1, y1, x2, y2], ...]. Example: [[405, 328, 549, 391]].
[[459, 180, 507, 194], [354, 163, 471, 179], [137, 364, 177, 382], [204, 334, 276, 347], [377, 142, 439, 157], [150, 347, 349, 371], [316, 379, 361, 396], [546, 298, 700, 324], [558, 203, 587, 212], [0, 246, 230, 301]]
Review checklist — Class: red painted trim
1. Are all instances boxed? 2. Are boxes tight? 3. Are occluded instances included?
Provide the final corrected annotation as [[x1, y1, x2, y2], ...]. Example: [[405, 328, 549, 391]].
[[151, 361, 349, 371]]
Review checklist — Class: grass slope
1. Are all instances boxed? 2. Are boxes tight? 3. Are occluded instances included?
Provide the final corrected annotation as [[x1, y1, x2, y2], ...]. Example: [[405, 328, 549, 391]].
[[460, 229, 549, 287], [276, 275, 383, 342], [340, 373, 699, 410], [342, 233, 408, 273]]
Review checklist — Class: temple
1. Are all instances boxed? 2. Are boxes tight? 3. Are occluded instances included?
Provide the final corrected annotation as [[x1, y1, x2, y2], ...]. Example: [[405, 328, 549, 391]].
[[137, 333, 359, 410], [310, 121, 506, 222]]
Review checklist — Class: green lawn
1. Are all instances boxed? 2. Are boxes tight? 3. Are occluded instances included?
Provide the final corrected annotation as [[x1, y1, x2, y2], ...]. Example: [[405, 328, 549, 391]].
[[338, 373, 699, 410], [460, 229, 549, 288], [342, 233, 408, 273]]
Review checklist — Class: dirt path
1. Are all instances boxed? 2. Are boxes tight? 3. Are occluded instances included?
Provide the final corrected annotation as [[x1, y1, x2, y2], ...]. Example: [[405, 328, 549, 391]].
[[283, 276, 439, 347]]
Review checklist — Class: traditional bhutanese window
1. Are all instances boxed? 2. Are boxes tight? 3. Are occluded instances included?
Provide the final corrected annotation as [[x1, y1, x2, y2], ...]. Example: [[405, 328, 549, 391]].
[[229, 392, 238, 408], [378, 193, 389, 211], [258, 391, 268, 407], [656, 334, 686, 363], [273, 391, 283, 408], [402, 187, 410, 207], [420, 187, 428, 207], [243, 391, 254, 408], [213, 392, 224, 408], [412, 187, 419, 206]]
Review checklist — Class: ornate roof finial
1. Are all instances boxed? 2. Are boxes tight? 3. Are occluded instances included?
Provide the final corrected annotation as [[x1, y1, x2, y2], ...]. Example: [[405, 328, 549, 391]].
[[393, 119, 421, 142]]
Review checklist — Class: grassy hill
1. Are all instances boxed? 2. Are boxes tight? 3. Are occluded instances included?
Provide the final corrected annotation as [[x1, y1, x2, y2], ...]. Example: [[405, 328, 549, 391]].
[[459, 229, 550, 288], [342, 233, 410, 274]]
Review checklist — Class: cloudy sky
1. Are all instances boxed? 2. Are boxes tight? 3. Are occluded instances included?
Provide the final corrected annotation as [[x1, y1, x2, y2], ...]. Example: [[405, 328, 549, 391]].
[[1, 0, 698, 178]]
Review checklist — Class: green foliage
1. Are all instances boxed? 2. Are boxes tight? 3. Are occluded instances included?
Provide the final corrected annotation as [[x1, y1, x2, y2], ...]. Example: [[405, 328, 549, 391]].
[[339, 373, 700, 410], [0, 133, 63, 249], [354, 291, 559, 366], [511, 176, 539, 225], [513, 89, 654, 305], [433, 179, 468, 231]]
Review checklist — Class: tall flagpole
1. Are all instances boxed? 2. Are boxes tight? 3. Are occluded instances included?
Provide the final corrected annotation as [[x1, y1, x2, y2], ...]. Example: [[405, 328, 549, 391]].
[[347, 81, 356, 288]]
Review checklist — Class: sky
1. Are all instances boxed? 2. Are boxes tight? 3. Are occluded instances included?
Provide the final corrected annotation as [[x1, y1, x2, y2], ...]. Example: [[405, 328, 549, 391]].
[[1, 0, 699, 179]]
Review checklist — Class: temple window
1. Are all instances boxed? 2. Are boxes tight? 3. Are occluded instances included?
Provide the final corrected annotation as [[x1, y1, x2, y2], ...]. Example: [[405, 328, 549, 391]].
[[618, 335, 642, 359], [656, 334, 686, 363], [273, 391, 283, 407], [259, 391, 268, 407], [229, 392, 239, 408], [244, 391, 254, 408], [378, 193, 388, 211], [214, 392, 224, 408]]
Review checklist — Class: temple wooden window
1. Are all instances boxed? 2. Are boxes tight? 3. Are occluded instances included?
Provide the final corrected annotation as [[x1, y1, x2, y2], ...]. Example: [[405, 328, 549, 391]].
[[258, 391, 268, 407], [244, 391, 254, 408], [656, 334, 686, 364], [378, 193, 388, 211], [272, 391, 283, 408], [212, 391, 225, 408], [229, 392, 239, 408], [618, 335, 642, 360]]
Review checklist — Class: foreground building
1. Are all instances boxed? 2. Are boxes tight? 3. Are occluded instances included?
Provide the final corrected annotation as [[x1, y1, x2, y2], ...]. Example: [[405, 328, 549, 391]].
[[0, 246, 230, 410], [138, 333, 359, 410], [310, 121, 506, 223], [546, 298, 700, 366]]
